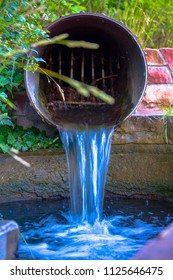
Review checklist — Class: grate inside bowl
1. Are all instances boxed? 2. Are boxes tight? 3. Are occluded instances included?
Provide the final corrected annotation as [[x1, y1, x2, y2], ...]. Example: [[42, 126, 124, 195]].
[[25, 13, 147, 128], [43, 44, 122, 111]]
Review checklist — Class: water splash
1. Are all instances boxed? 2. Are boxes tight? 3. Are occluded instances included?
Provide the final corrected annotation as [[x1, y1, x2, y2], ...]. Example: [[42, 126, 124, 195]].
[[60, 126, 114, 224], [1, 198, 172, 260], [18, 212, 166, 260]]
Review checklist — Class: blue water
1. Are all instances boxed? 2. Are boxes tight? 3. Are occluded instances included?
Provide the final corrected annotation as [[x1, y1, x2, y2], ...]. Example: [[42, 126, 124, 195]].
[[60, 127, 114, 224], [1, 126, 173, 260], [0, 198, 172, 260]]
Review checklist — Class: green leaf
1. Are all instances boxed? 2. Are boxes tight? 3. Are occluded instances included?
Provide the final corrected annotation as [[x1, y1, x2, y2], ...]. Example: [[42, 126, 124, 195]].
[[0, 93, 16, 109], [0, 125, 9, 136], [26, 141, 33, 147], [21, 144, 29, 152], [0, 135, 9, 153], [0, 114, 14, 126], [13, 73, 24, 84], [34, 57, 46, 63], [18, 15, 26, 23], [0, 143, 9, 153], [5, 98, 17, 109], [7, 132, 15, 145], [31, 34, 69, 47], [0, 135, 5, 143], [5, 85, 11, 92], [38, 68, 115, 104], [0, 92, 7, 99], [88, 85, 115, 105], [58, 40, 99, 49], [0, 76, 9, 86]]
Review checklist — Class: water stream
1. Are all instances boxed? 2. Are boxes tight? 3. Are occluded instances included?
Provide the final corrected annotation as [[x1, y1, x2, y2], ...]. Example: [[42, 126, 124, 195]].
[[1, 126, 173, 259], [60, 126, 114, 224]]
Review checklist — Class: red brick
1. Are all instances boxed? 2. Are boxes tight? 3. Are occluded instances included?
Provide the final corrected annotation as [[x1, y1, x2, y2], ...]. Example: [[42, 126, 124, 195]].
[[160, 48, 173, 71], [143, 84, 173, 105], [144, 48, 165, 65], [147, 66, 172, 84]]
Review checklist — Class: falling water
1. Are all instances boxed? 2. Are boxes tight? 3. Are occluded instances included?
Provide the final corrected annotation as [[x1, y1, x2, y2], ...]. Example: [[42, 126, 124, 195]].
[[60, 126, 114, 224]]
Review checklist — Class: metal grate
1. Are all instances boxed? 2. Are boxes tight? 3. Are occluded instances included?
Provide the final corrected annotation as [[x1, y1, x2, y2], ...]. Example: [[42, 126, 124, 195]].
[[44, 45, 120, 110]]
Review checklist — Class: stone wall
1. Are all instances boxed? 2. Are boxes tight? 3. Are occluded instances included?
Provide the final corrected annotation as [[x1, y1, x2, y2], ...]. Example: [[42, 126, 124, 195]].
[[1, 48, 173, 202], [1, 144, 173, 202]]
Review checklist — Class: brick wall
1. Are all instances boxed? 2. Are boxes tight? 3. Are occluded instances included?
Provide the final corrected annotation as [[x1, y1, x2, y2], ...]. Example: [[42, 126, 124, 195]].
[[137, 48, 173, 113]]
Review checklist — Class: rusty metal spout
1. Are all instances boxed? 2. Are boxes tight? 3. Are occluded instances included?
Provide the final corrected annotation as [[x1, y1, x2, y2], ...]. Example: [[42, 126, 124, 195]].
[[25, 13, 147, 130]]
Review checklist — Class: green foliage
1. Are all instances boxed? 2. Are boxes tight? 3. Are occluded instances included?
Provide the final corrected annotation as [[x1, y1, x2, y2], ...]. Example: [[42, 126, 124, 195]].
[[0, 0, 53, 133], [59, 0, 173, 48], [0, 125, 62, 153], [0, 63, 24, 93], [159, 104, 173, 144], [114, 0, 173, 48], [0, 92, 16, 127]]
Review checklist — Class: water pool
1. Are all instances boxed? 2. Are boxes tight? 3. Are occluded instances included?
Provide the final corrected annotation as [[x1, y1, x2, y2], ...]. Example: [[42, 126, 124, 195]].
[[0, 197, 173, 260]]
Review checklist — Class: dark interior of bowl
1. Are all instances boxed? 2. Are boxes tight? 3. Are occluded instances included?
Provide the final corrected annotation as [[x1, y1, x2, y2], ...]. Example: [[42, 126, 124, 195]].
[[25, 13, 147, 129]]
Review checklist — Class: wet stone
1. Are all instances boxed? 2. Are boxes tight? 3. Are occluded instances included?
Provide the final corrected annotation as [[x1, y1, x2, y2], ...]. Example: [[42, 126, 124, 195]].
[[133, 223, 173, 260], [0, 220, 19, 260]]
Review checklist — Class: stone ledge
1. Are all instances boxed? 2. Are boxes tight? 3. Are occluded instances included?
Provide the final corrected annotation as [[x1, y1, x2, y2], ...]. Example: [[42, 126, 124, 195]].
[[108, 144, 173, 201], [113, 115, 165, 144], [1, 143, 173, 203]]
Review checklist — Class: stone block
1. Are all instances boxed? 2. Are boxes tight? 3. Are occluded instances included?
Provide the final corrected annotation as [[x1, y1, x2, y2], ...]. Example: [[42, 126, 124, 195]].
[[112, 115, 165, 144], [168, 116, 173, 144], [144, 48, 166, 65], [12, 93, 57, 137], [160, 48, 173, 71], [107, 144, 173, 200], [147, 66, 172, 84], [0, 220, 19, 260], [0, 150, 68, 203]]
